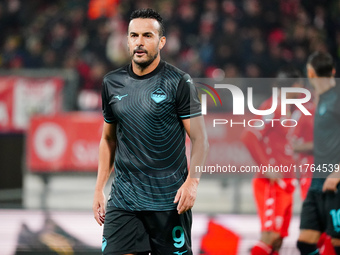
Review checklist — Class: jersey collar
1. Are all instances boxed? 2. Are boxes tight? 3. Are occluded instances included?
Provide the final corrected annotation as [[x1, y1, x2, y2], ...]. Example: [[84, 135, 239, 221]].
[[128, 60, 165, 80]]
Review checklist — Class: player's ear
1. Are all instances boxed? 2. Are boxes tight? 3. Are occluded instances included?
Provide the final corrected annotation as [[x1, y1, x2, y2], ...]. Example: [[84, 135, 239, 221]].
[[159, 36, 166, 50], [306, 64, 316, 78], [332, 68, 336, 76]]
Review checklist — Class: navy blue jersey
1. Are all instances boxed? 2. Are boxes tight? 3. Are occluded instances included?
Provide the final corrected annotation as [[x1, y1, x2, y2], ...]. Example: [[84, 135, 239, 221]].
[[310, 84, 340, 191], [101, 61, 201, 211]]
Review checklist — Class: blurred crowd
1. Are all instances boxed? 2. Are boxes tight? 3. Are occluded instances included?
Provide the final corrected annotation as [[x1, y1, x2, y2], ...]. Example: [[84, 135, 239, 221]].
[[1, 0, 340, 104]]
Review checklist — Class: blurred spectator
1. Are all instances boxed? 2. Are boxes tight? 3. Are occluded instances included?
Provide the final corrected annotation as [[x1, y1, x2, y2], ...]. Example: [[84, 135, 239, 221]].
[[25, 36, 43, 68], [88, 0, 119, 20], [224, 63, 241, 78], [106, 16, 129, 66], [1, 36, 24, 69], [245, 63, 261, 78], [42, 49, 58, 68]]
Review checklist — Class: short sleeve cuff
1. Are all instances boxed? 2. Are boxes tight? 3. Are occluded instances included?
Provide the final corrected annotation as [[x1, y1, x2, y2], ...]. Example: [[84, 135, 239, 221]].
[[179, 112, 202, 119], [104, 118, 115, 123]]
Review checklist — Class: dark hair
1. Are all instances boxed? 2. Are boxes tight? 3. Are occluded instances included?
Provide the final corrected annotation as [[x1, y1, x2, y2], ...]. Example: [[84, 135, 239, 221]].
[[275, 66, 302, 87], [307, 51, 334, 77], [129, 9, 165, 37]]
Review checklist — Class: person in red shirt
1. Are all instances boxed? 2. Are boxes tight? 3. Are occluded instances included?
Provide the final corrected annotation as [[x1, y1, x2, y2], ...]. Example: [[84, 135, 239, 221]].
[[241, 67, 303, 255]]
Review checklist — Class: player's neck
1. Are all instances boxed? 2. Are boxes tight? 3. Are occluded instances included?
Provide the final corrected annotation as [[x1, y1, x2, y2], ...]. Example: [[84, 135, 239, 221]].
[[132, 56, 161, 76], [314, 77, 336, 95]]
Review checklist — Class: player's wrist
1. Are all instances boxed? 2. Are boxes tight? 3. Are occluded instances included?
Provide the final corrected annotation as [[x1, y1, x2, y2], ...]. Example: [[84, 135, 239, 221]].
[[94, 187, 105, 193], [186, 177, 200, 186]]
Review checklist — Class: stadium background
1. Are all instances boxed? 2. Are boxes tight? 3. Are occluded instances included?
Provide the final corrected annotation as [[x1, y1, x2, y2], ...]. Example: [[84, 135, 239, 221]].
[[0, 0, 339, 254]]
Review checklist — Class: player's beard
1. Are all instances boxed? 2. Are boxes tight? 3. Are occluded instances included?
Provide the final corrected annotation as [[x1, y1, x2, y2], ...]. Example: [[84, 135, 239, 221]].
[[131, 47, 159, 70]]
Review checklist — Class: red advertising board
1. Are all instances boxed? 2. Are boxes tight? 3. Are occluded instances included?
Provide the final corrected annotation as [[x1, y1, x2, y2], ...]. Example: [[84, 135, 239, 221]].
[[27, 113, 103, 172], [26, 112, 254, 173], [0, 76, 63, 132]]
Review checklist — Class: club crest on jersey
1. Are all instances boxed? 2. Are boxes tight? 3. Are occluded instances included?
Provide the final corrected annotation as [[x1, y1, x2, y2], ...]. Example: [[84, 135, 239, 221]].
[[151, 88, 167, 103]]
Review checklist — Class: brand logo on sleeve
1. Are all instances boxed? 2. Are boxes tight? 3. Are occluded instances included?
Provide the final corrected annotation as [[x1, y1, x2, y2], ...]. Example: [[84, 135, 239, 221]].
[[151, 88, 167, 103], [173, 251, 187, 255], [114, 94, 128, 101]]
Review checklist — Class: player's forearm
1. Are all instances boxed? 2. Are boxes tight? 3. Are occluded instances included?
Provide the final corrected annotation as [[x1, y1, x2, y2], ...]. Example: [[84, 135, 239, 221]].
[[95, 137, 116, 192], [187, 134, 209, 183], [181, 116, 209, 183], [293, 141, 313, 153]]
